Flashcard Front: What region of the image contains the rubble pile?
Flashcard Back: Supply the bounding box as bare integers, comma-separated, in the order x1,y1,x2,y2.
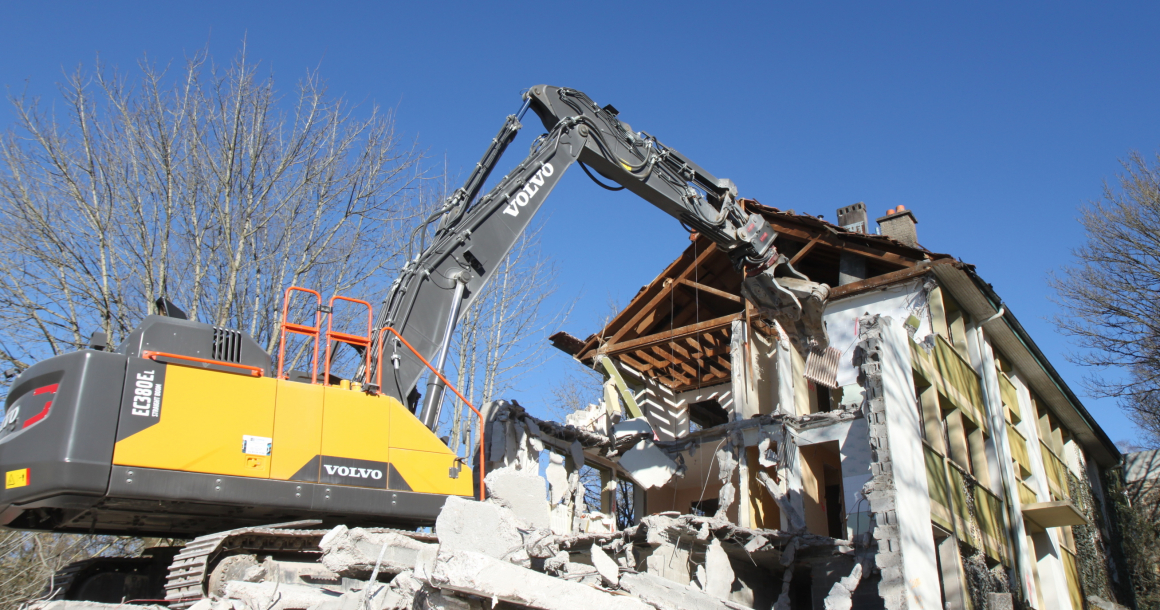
26,496,850,610
25,402,870,610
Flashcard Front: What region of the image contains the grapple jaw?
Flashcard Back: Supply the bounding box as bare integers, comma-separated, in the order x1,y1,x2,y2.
740,258,831,350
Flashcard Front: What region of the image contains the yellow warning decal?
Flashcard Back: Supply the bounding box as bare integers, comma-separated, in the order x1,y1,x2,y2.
5,468,29,489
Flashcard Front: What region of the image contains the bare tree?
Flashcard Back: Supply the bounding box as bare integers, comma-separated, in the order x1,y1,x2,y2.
0,47,426,381
0,46,429,604
1051,151,1160,448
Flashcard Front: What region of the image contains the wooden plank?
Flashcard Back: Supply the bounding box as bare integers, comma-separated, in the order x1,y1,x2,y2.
601,314,741,355
575,239,707,359
678,278,742,303
649,345,700,381
606,244,720,345
828,264,944,300
770,223,917,268
788,236,821,266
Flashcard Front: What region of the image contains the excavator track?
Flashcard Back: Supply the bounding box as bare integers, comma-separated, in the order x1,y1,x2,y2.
163,525,436,609
45,548,178,603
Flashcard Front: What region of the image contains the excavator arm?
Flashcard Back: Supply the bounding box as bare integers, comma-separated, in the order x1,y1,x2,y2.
372,85,828,429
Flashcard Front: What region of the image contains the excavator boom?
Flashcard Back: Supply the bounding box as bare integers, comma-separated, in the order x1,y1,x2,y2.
375,86,829,428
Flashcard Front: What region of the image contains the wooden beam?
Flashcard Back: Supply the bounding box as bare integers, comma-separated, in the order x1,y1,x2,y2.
788,236,822,266
827,263,948,300
633,349,691,385
771,224,917,268
678,278,742,303
601,314,741,356
649,345,701,381
606,244,720,345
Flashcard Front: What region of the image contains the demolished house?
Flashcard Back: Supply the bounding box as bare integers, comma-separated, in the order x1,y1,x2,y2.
544,201,1132,610
26,202,1135,610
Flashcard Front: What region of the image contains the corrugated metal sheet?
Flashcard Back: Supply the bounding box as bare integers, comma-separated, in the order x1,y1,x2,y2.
804,345,841,389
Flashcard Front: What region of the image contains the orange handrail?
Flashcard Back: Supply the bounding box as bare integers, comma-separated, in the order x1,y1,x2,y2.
324,295,372,386
141,350,264,377
278,287,323,383
376,326,486,498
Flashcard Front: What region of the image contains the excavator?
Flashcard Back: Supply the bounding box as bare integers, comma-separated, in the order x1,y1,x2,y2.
0,85,829,606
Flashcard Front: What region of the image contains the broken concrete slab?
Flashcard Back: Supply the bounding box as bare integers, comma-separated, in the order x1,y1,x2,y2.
223,580,340,610
562,561,602,586
319,525,435,577
619,572,735,610
704,537,735,600
436,496,527,563
26,603,169,610
415,585,486,609
618,442,678,489
484,466,551,530
428,550,652,610
613,417,653,439
589,544,620,587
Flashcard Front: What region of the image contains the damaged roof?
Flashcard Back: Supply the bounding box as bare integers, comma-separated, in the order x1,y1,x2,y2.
551,200,1121,466
550,199,948,392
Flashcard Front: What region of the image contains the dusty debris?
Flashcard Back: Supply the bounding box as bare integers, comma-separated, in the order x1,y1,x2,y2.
429,550,652,610
319,525,434,577
589,544,621,586
25,604,168,610
617,442,679,489
436,496,531,566
484,466,552,530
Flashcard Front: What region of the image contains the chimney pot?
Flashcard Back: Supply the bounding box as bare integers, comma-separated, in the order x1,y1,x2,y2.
877,208,919,248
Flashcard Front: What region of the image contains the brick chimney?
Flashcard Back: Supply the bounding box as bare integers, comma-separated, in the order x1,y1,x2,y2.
836,202,868,234
876,205,918,248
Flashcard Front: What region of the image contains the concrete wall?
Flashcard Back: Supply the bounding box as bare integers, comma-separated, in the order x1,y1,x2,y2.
878,315,943,610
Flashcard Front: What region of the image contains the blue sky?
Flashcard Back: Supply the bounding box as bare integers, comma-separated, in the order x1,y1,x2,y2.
2,2,1157,447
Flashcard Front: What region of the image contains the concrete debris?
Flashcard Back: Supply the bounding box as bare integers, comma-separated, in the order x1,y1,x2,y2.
986,592,1015,610
414,585,486,610
821,562,862,610
319,524,434,577
757,434,777,468
484,466,552,530
565,402,610,435
613,417,654,440
428,550,652,610
703,537,735,600
618,572,734,610
545,451,569,504
590,543,621,586
436,495,530,566
617,442,679,489
25,604,168,610
569,439,585,470
223,580,340,609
